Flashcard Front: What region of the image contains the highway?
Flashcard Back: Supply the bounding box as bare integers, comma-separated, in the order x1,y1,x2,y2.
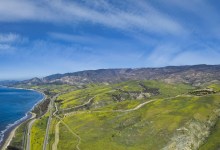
42,94,59,150
26,113,36,150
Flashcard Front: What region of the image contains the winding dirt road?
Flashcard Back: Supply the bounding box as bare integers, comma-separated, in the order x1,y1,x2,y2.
53,103,81,150
50,95,185,150
52,121,60,150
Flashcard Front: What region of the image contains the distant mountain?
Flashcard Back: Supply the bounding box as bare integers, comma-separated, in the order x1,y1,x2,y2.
0,80,20,86
2,64,220,86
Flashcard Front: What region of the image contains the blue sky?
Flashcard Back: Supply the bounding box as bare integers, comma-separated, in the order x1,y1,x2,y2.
0,0,220,80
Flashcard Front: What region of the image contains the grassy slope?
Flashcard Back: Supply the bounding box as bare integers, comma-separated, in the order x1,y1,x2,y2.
57,80,220,149
9,81,220,150
57,80,193,110
47,117,59,150
30,113,49,150
58,123,79,150
59,94,220,150
199,120,220,150
198,84,220,150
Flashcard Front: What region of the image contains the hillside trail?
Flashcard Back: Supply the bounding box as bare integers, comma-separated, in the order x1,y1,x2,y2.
64,95,183,117
53,103,81,150
52,121,60,150
52,94,187,149
61,96,96,112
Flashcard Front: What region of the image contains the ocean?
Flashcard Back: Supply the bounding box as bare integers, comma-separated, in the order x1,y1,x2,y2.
0,87,44,144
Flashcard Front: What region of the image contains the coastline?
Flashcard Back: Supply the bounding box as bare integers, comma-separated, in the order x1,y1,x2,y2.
0,113,32,150
0,87,46,149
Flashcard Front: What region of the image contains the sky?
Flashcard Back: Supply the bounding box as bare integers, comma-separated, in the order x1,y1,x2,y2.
0,0,220,80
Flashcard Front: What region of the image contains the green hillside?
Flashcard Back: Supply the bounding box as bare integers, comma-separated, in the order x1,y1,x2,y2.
8,80,220,150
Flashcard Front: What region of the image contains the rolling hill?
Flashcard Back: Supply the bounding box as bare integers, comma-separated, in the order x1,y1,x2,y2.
2,64,220,150
6,64,220,86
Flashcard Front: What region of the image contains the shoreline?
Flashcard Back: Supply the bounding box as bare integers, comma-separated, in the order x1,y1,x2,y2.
0,87,46,149
0,113,32,150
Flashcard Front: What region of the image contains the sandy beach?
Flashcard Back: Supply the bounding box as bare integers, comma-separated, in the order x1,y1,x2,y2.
0,113,32,150
0,88,46,150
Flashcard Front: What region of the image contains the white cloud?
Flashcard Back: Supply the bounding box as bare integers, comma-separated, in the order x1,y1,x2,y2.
171,49,220,65
0,33,27,54
0,0,186,35
0,0,57,22
48,32,105,44
0,33,22,43
0,43,15,54
164,0,218,21
162,0,220,36
145,43,220,67
145,44,182,66
53,0,187,35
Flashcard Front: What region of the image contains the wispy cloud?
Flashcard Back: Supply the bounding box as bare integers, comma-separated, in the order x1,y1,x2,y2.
0,43,15,54
1,0,220,79
0,33,27,54
48,32,106,45
144,44,181,67
0,0,59,22
0,33,21,43
161,0,220,37
171,49,220,65
0,0,186,36
145,43,220,67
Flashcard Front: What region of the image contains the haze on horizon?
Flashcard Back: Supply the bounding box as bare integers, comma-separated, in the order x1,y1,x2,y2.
0,0,220,80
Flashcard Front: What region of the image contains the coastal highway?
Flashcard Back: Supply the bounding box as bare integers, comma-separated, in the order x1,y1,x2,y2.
43,94,59,150
26,113,36,150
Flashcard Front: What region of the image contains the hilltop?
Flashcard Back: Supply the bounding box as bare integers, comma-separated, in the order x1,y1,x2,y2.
3,64,219,87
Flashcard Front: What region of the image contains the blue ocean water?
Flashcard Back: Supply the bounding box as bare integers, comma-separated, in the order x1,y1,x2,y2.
0,87,44,143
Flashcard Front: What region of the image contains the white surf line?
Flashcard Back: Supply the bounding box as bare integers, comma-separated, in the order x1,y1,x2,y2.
1,125,20,150
1,89,46,150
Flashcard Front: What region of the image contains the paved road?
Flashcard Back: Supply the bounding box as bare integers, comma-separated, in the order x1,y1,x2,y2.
26,113,36,150
43,94,59,150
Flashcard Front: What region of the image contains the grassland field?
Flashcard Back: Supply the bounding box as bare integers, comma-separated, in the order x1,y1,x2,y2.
8,80,220,150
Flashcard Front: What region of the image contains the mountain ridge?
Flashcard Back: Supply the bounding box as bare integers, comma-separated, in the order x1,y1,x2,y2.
2,64,218,86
